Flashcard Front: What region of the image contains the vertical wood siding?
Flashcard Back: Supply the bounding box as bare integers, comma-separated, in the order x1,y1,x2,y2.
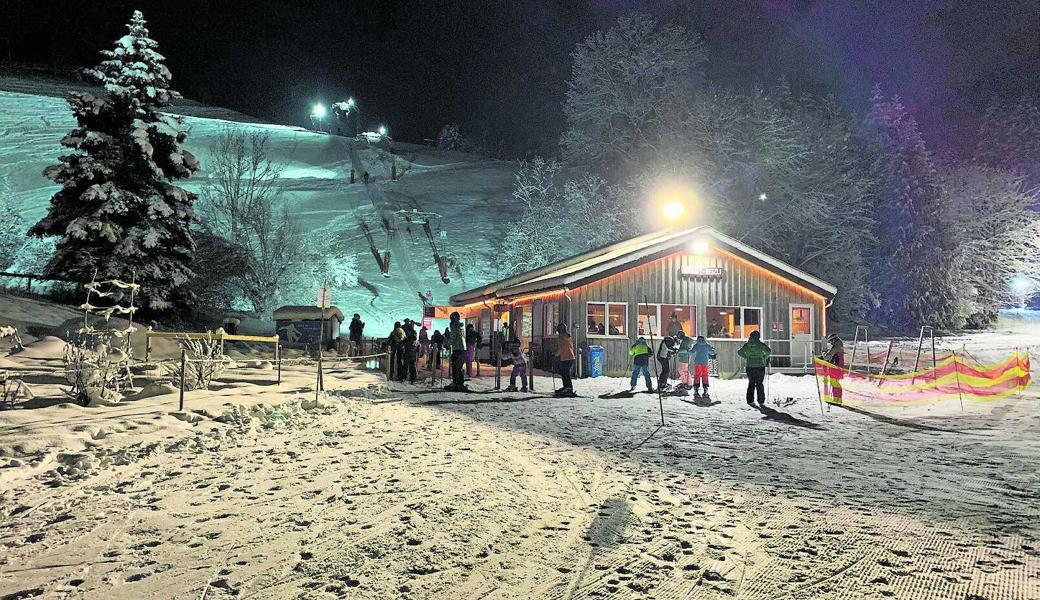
514,250,827,377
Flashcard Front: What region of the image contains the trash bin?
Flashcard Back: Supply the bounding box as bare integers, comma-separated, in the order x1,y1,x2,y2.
587,345,605,378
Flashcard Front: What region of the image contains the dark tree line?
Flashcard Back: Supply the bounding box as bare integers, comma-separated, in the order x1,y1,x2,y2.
503,15,1039,331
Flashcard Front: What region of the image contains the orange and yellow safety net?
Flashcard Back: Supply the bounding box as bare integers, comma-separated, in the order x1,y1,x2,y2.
813,351,1031,406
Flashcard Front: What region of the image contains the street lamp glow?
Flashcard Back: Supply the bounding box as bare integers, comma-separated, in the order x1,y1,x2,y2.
378,125,388,136
759,193,768,201
662,200,685,221
311,103,327,119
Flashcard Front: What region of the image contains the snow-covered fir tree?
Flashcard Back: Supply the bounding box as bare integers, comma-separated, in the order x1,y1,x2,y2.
864,89,963,330
975,97,1040,190
29,10,199,310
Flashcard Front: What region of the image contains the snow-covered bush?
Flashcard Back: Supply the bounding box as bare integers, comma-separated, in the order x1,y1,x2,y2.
29,11,199,311
174,335,229,391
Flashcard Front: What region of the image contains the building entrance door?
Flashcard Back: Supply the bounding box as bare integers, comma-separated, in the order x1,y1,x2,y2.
789,304,814,368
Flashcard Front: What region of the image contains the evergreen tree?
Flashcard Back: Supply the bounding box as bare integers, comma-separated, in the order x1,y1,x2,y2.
864,89,963,330
975,97,1040,190
29,10,199,310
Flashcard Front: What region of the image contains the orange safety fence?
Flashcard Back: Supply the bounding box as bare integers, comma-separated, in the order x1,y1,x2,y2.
814,351,1031,407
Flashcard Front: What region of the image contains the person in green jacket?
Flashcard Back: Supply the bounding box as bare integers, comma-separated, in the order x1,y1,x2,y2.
628,337,653,392
737,330,772,406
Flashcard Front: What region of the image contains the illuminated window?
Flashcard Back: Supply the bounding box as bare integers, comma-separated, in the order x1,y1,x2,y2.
662,305,695,337
791,307,812,335
587,302,627,337
637,304,660,337
707,306,762,338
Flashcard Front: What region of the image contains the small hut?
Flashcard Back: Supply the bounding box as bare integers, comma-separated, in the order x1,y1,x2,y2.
273,306,344,349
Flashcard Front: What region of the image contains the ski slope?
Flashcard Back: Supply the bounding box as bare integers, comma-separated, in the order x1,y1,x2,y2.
0,85,517,331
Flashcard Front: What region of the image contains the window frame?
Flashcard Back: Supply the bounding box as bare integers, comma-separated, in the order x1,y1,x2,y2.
705,305,764,340
586,301,629,338
661,304,696,338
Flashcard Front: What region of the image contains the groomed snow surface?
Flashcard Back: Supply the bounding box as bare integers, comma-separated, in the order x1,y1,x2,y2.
0,326,1037,599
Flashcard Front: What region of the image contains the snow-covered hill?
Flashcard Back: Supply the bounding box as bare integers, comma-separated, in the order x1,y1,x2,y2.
0,85,517,331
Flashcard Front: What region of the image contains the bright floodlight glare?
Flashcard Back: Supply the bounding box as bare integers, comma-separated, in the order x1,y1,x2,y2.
1012,276,1032,292
691,239,710,254
311,103,327,119
662,200,685,221
378,125,388,136
759,193,768,201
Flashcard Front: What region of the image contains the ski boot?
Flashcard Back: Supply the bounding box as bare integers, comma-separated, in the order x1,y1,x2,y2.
504,385,519,392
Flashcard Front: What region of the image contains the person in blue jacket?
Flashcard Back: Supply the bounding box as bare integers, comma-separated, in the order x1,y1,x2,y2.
690,335,717,398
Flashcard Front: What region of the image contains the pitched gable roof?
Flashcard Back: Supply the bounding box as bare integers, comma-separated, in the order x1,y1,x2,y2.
450,226,837,305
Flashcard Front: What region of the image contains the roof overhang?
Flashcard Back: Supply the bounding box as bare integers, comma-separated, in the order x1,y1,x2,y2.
450,226,837,306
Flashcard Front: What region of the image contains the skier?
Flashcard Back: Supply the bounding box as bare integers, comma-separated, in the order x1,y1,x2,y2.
403,326,419,384
396,321,411,381
386,321,403,380
363,171,370,184
821,333,845,404
737,330,772,406
690,335,717,398
674,331,694,391
418,326,430,360
628,337,654,392
348,313,365,356
428,328,444,371
656,336,677,392
553,323,576,397
504,340,529,392
464,323,481,378
445,312,468,391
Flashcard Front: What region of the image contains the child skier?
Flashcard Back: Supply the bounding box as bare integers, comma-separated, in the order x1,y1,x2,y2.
737,331,772,406
821,333,845,403
674,331,694,390
690,335,717,398
504,340,529,392
628,337,654,392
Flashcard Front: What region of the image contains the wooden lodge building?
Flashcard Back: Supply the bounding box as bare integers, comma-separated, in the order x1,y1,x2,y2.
448,226,837,378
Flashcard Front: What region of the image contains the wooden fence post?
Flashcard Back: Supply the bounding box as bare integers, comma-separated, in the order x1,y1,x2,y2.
179,349,186,411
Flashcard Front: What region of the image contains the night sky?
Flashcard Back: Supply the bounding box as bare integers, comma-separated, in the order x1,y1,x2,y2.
3,0,1038,157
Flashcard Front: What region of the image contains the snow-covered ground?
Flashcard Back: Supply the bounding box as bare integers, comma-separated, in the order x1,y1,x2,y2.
0,84,516,330
0,327,1037,599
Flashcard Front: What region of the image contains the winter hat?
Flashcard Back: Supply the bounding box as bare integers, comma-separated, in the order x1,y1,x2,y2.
353,313,360,319
696,335,706,342
663,337,676,349
637,337,646,344
828,333,842,344
749,330,761,341
450,311,461,322
556,323,570,335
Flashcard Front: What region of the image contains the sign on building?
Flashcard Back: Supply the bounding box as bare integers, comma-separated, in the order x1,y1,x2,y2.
679,266,725,279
